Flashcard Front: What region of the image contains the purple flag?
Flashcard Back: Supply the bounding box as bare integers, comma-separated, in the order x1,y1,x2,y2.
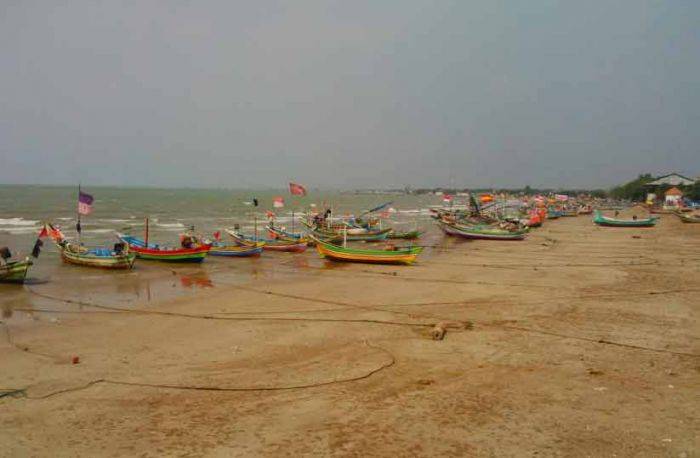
78,191,94,215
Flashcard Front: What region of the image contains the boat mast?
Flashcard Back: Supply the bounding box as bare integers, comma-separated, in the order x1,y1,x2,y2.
77,184,81,247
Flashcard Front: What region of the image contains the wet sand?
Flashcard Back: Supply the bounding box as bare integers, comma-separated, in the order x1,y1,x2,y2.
1,216,698,457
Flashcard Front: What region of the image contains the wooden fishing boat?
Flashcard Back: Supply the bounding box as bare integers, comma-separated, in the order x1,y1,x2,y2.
438,221,528,240
0,258,33,283
209,242,264,257
42,224,136,269
592,211,658,227
546,209,562,219
676,212,700,224
311,236,422,265
303,223,392,242
387,229,423,240
561,209,578,217
266,225,316,247
57,241,137,269
117,234,210,262
225,229,307,253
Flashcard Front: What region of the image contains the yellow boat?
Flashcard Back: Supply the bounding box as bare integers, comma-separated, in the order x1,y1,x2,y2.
311,236,422,265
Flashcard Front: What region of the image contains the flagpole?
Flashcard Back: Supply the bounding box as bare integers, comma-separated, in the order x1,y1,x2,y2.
77,183,81,247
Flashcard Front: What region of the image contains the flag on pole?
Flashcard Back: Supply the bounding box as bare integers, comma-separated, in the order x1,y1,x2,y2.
273,196,285,208
78,190,94,215
555,194,569,202
443,194,453,204
289,182,307,196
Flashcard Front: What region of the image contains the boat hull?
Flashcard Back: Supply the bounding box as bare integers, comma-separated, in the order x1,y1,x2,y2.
209,245,263,257
131,248,209,262
677,213,700,223
593,212,658,227
439,222,527,240
388,230,423,240
61,249,136,269
263,243,308,253
118,234,210,262
313,237,422,265
0,259,33,283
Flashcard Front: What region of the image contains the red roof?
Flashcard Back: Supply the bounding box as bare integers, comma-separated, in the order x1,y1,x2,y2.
665,187,683,196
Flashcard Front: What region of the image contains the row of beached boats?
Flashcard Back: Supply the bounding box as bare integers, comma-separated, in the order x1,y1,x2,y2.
2,201,697,284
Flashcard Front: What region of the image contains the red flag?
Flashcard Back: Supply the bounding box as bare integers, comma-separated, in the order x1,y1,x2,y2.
289,182,307,196
266,210,275,218
273,196,285,208
213,231,221,241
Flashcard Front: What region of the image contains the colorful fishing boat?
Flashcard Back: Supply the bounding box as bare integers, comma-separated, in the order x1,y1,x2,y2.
43,223,136,269
225,229,307,253
303,222,392,242
117,234,210,262
209,242,264,257
438,221,528,240
592,211,658,227
0,257,33,283
311,236,422,265
546,209,562,219
58,241,137,269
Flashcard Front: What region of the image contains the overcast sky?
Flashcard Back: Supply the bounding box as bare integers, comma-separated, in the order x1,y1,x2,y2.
1,1,698,189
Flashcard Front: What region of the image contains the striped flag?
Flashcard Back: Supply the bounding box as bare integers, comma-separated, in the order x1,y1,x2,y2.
273,196,285,208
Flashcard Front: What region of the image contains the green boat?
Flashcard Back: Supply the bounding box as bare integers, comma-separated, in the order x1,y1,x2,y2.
593,211,658,227
312,236,423,265
438,221,528,240
387,229,424,240
303,222,392,242
0,258,33,283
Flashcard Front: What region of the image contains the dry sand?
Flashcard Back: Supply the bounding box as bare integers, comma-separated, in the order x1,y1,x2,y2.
1,216,698,457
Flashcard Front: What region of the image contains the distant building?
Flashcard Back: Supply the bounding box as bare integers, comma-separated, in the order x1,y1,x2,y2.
644,173,695,206
646,173,695,187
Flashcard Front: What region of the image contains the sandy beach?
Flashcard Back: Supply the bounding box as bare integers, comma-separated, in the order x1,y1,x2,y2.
1,215,698,457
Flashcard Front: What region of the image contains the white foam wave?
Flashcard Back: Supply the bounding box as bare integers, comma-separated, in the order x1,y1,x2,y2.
156,223,185,229
0,218,39,227
2,227,41,234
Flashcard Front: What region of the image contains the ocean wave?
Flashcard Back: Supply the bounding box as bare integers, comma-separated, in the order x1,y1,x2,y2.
84,229,114,234
156,222,185,228
1,227,41,234
101,218,133,223
0,218,40,227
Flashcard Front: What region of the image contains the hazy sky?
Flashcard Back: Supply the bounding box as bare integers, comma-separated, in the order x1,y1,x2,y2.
1,1,698,189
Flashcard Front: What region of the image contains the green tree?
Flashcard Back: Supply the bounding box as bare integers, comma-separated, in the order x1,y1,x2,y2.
609,173,655,201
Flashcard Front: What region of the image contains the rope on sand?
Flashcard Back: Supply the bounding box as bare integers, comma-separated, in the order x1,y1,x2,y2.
4,341,396,400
